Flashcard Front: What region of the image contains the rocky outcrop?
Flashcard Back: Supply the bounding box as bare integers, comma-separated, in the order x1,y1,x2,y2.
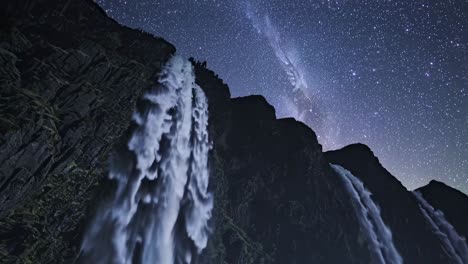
0,0,174,262
195,90,370,263
417,180,468,241
325,144,453,263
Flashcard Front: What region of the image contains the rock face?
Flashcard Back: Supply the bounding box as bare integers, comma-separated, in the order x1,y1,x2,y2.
0,0,174,262
0,0,467,263
325,145,466,264
417,180,468,242
197,93,369,263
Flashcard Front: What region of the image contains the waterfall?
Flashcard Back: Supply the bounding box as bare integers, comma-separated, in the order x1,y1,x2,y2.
414,191,468,264
330,164,403,264
77,55,213,264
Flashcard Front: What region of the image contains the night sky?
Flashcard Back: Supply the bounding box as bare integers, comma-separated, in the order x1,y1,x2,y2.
97,0,468,193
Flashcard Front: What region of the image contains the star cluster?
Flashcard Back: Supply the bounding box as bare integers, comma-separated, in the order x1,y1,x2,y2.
97,0,468,193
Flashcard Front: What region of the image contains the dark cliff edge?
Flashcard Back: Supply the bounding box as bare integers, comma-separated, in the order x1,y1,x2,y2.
0,0,174,262
193,62,368,263
417,180,468,241
325,144,462,263
1,0,467,263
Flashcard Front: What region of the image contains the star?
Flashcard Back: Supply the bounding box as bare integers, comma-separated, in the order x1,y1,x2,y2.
96,0,468,194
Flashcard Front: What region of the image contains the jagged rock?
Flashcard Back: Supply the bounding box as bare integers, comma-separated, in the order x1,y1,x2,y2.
197,90,369,263
417,180,468,241
0,0,174,262
325,144,453,263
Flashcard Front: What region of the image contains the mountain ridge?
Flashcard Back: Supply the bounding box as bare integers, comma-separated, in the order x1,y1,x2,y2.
417,179,468,242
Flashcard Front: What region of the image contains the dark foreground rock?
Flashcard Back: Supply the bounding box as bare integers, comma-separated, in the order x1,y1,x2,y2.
0,0,174,262
0,0,467,263
325,144,455,263
417,180,468,241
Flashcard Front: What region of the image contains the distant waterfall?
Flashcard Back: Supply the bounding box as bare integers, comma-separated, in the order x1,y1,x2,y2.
414,191,468,264
331,164,403,264
77,55,213,264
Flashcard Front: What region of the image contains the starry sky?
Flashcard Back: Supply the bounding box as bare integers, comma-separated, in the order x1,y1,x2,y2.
97,0,468,193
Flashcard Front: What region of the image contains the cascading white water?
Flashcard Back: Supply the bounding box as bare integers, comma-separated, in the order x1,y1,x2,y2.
77,55,213,264
414,191,468,264
330,164,403,264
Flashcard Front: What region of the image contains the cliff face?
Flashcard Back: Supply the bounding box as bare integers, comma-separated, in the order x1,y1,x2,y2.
1,0,467,263
325,145,453,263
193,85,370,263
417,180,468,241
0,0,174,262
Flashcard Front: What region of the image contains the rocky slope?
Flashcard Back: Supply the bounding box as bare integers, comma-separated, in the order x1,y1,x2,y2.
0,0,174,262
0,0,467,263
417,180,468,241
325,144,456,263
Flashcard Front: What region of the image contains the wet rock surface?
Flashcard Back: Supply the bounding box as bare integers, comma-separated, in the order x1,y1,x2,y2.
417,180,468,241
325,144,455,264
0,0,174,262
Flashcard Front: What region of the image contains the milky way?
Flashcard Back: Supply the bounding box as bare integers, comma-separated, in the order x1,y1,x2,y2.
245,2,334,147
96,0,468,193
